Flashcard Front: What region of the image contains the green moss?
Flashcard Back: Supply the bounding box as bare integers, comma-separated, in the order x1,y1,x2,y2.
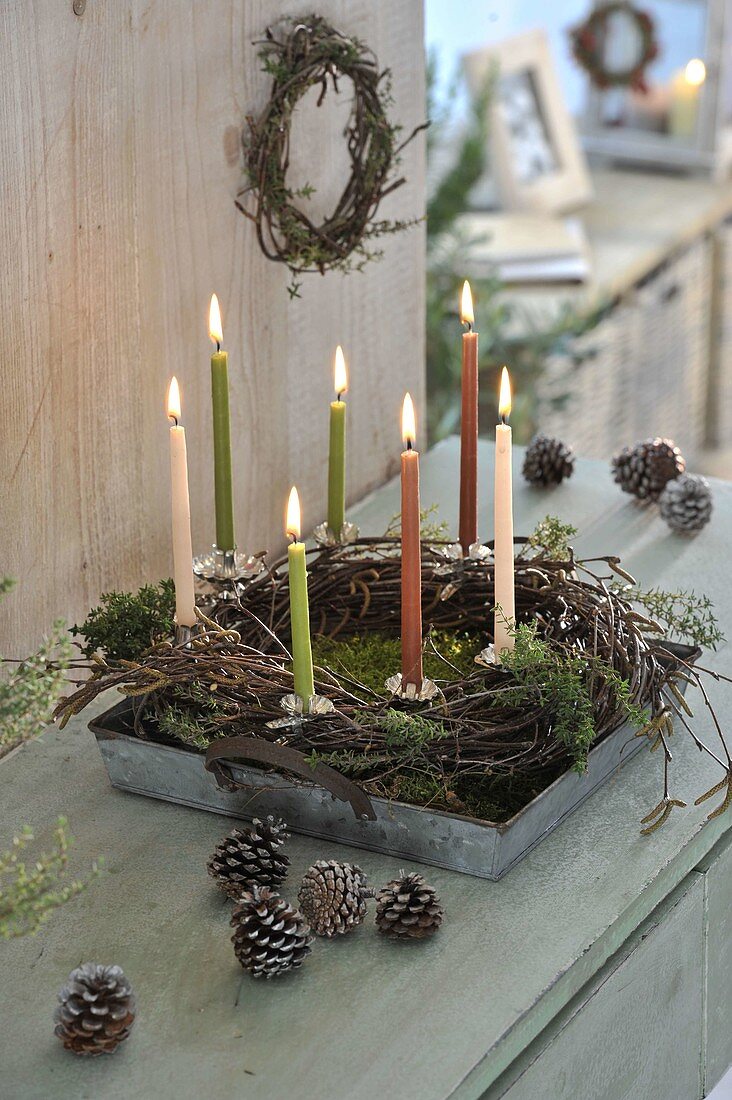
451,769,565,823
311,628,479,697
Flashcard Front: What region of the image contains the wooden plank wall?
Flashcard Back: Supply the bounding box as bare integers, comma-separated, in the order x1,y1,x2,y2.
0,0,425,653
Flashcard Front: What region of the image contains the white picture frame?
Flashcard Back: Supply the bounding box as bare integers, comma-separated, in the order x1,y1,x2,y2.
463,28,593,215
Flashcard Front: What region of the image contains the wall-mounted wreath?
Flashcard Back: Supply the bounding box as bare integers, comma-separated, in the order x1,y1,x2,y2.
236,15,427,297
570,1,659,93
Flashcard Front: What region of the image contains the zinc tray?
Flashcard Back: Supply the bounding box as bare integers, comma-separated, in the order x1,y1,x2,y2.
89,640,696,881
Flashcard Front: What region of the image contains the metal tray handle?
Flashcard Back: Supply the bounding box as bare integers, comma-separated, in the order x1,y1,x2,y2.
204,736,377,821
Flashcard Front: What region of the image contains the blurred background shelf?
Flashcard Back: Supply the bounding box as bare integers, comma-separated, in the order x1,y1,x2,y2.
430,160,732,470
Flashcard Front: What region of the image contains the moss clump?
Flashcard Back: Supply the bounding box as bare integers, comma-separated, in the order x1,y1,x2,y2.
311,629,479,697
451,770,566,823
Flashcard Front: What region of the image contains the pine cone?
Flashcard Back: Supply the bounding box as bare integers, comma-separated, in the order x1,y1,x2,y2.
298,860,373,937
231,886,312,978
659,473,713,533
612,438,685,501
375,872,443,941
207,817,290,899
54,963,135,1056
522,435,575,487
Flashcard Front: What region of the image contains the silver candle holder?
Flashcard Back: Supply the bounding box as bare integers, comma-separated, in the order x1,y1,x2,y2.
193,545,265,582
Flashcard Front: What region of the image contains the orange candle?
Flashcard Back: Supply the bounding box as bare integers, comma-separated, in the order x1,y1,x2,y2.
459,280,479,553
400,393,423,689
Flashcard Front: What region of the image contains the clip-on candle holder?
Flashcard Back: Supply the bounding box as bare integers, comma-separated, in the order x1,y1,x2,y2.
193,545,265,584
174,621,204,648
266,692,336,731
384,673,440,702
313,521,360,548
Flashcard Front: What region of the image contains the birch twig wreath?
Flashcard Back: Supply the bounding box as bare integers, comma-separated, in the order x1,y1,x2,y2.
236,14,428,297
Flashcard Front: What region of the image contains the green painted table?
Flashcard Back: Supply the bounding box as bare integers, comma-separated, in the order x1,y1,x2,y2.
2,439,731,1100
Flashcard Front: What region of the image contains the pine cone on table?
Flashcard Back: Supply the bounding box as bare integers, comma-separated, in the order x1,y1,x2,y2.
375,872,443,941
298,859,373,938
522,435,575,487
659,473,713,533
611,438,685,501
231,886,312,978
54,963,135,1056
207,816,290,899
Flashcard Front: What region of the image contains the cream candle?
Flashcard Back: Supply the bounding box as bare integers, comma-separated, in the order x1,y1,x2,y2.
327,345,348,536
167,377,196,628
400,393,423,689
286,486,315,704
669,59,705,139
493,367,515,657
459,280,479,553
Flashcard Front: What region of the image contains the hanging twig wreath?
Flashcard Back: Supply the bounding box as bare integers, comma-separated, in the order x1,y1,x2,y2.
570,2,659,92
235,15,428,297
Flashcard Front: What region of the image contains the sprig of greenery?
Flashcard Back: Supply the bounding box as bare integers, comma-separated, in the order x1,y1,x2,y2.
426,54,493,240
154,684,229,750
374,708,450,753
495,622,647,772
305,748,379,776
384,502,450,542
617,586,724,650
72,579,175,662
527,516,578,559
1,579,72,751
307,710,448,776
0,818,99,940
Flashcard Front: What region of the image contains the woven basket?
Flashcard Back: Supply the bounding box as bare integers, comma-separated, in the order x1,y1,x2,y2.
535,238,712,460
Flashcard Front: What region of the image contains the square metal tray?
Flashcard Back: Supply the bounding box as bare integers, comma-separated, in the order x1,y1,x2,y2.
89,640,696,880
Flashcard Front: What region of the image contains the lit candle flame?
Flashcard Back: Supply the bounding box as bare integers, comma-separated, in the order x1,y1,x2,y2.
402,392,416,449
498,367,512,421
334,345,348,397
208,293,223,346
460,280,474,326
286,486,301,541
685,58,706,86
167,376,181,421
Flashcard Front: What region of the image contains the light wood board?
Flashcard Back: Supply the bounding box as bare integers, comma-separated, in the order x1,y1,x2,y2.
0,0,426,653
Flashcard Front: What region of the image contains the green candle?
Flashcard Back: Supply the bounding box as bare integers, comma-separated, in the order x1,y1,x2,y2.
209,294,235,552
286,486,315,703
327,345,348,536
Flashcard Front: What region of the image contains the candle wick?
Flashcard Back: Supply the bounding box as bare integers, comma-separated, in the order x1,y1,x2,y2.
169,415,179,427
500,414,507,426
216,341,221,353
406,439,413,451
337,391,343,402
463,320,473,334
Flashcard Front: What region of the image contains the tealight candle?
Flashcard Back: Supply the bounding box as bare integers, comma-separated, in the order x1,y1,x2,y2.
494,367,515,656
286,487,315,704
166,377,196,628
400,393,423,689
